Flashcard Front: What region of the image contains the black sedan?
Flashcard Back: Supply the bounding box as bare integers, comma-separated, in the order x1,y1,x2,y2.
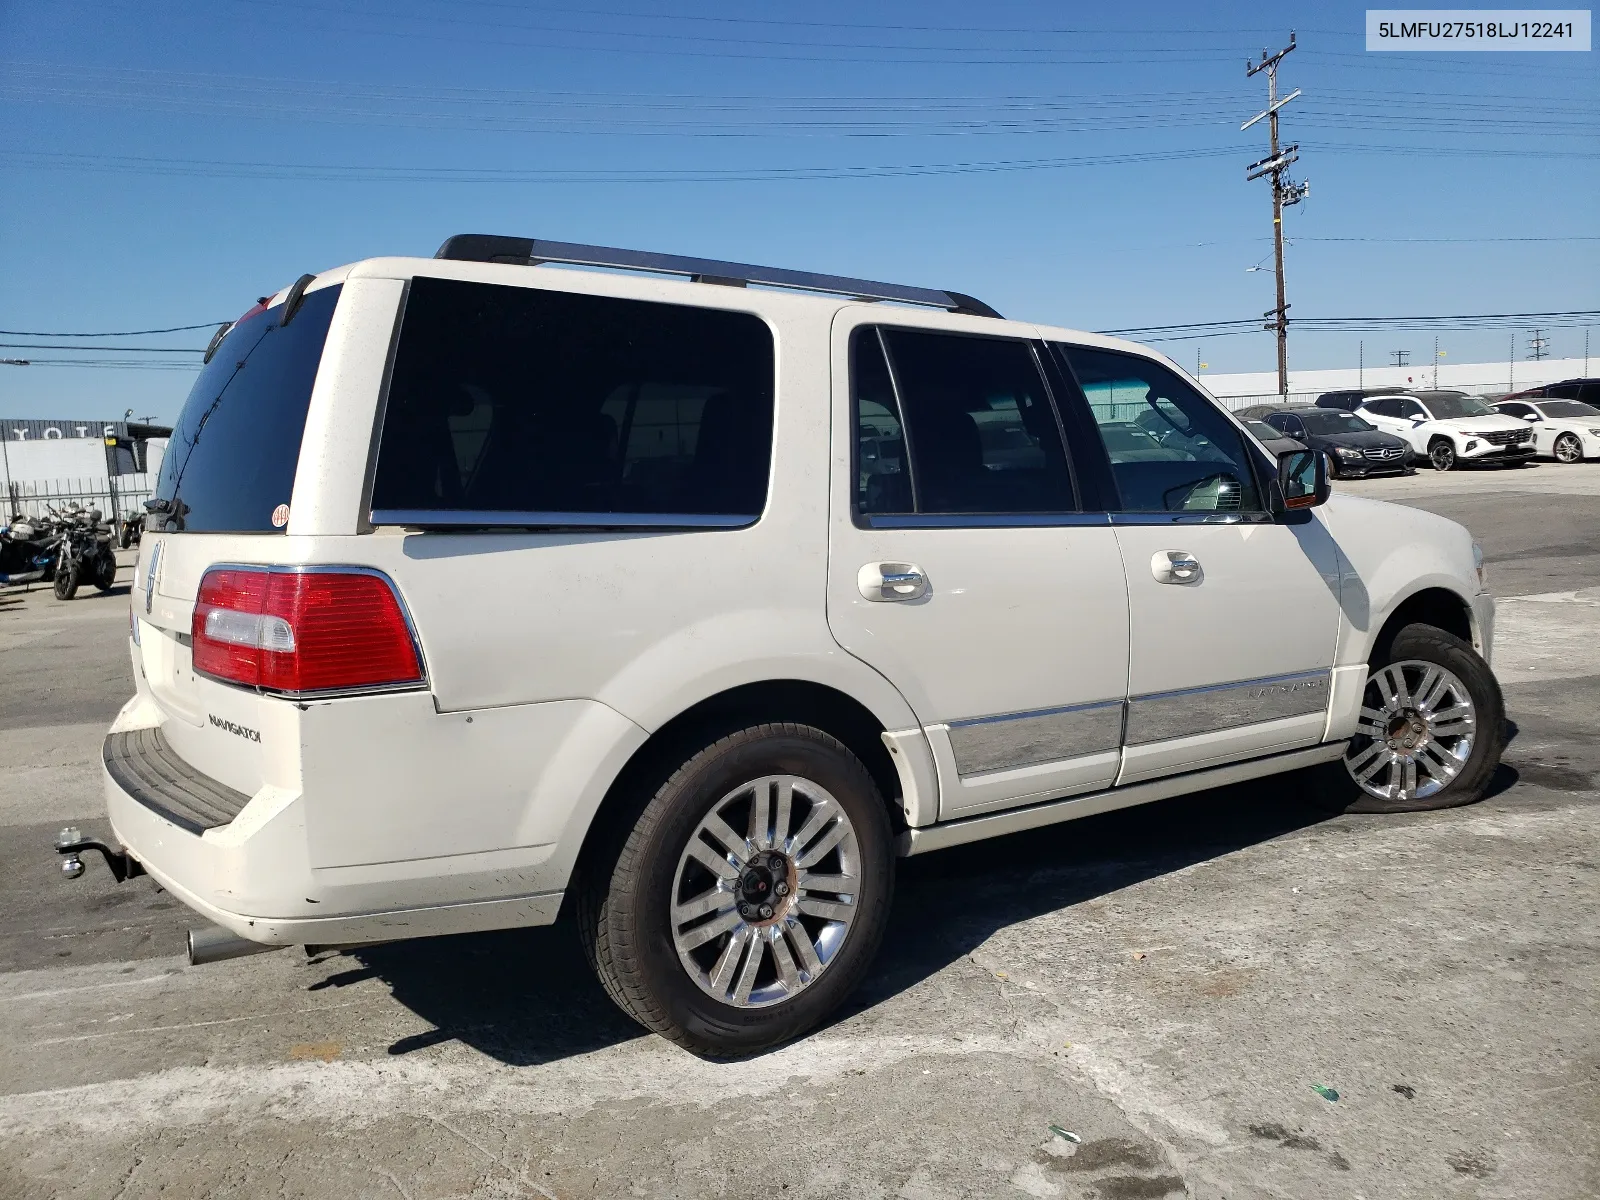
1257,407,1415,478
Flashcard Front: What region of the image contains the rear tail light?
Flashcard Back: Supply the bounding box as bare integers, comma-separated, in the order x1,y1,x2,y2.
192,567,424,695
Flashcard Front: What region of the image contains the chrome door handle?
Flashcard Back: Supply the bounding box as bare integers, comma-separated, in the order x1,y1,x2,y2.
858,562,928,602
1151,550,1202,585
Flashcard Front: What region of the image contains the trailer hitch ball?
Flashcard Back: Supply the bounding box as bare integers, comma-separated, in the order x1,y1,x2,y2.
61,854,85,879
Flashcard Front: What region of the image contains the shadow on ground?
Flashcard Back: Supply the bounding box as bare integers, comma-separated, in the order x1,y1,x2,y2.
327,767,1527,1066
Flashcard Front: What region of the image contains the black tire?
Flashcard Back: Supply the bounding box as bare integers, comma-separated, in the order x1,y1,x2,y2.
93,553,117,591
118,525,133,549
578,723,894,1057
1428,438,1457,472
1306,623,1505,815
53,563,79,600
1553,433,1583,464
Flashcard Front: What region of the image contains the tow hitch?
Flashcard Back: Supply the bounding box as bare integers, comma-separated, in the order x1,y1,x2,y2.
55,826,145,882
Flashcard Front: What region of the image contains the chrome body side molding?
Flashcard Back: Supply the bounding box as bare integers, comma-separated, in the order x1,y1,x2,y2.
897,742,1347,856
945,698,1124,776
1125,670,1331,746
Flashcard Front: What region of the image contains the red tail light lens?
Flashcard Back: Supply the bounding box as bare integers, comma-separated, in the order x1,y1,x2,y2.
192,567,424,695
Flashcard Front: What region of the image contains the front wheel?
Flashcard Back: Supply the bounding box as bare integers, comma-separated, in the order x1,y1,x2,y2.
1554,433,1583,464
1429,438,1457,472
579,724,894,1057
53,563,79,600
1309,623,1505,814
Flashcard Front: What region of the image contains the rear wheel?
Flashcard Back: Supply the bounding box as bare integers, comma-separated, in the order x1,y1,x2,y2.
93,552,117,591
1554,433,1583,464
1428,438,1457,471
1308,623,1504,814
579,724,894,1057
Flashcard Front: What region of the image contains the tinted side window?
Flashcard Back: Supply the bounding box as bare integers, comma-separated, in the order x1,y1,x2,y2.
1397,399,1423,418
876,329,1073,514
372,277,775,518
852,330,912,516
152,285,341,533
1059,345,1263,514
1498,403,1531,419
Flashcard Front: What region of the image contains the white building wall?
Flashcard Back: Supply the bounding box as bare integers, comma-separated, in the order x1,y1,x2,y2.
1199,356,1590,401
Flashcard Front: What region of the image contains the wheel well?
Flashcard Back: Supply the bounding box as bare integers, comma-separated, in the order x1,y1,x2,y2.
572,681,901,885
1373,587,1473,660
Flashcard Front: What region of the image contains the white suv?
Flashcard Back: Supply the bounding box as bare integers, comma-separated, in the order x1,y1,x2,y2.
1356,391,1535,471
71,237,1506,1054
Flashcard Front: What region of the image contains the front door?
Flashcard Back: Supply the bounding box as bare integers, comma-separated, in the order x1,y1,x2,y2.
1054,343,1343,785
827,314,1130,820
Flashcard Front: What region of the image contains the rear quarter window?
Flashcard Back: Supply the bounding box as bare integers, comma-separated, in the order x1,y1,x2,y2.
151,285,342,533
370,277,775,522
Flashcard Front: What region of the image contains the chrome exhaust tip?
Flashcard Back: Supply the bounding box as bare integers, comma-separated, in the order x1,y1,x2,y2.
187,925,283,966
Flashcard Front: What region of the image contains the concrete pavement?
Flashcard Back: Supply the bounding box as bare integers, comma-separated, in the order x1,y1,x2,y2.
1,465,1597,1199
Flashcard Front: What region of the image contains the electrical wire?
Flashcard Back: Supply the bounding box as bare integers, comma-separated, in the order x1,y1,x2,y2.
0,323,224,337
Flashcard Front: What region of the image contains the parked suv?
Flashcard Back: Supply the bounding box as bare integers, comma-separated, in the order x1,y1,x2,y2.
1357,392,1534,471
72,237,1505,1055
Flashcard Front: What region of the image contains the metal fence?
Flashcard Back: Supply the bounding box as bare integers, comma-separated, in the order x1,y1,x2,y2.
5,476,154,523
1212,383,1522,412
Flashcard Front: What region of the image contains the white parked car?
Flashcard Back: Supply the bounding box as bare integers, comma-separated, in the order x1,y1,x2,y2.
1356,391,1535,471
62,238,1506,1055
1490,397,1600,463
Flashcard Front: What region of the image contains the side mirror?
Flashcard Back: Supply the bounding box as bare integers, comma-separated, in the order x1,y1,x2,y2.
1275,448,1330,514
1523,413,1539,422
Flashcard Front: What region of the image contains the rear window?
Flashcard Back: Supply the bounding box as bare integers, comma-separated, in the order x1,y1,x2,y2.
370,277,775,523
150,285,341,533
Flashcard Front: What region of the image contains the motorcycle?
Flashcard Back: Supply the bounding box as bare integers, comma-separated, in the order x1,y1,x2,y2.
0,514,61,587
117,510,144,549
50,507,118,600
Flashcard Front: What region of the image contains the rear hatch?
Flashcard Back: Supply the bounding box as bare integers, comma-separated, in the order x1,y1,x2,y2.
133,283,343,801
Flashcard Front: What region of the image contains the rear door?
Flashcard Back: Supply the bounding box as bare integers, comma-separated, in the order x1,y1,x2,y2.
826,312,1129,820
1052,343,1342,785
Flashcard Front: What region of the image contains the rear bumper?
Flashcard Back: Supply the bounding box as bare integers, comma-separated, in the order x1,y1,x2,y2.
99,688,645,946
104,754,563,946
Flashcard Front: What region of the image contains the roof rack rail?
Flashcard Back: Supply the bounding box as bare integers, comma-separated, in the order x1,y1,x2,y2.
434,234,1002,320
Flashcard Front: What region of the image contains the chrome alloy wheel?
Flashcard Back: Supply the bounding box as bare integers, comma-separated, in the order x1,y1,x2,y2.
671,775,861,1009
1344,660,1477,801
1554,433,1583,464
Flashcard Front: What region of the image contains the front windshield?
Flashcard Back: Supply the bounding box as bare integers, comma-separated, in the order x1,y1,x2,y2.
1299,411,1375,435
1539,400,1600,419
1426,395,1494,419
1244,420,1281,441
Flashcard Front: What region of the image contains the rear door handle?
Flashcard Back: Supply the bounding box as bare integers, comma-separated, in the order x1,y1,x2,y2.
858,562,928,602
1151,550,1202,585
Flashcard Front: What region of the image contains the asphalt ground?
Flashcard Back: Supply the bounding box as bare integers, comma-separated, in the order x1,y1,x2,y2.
1,462,1597,1200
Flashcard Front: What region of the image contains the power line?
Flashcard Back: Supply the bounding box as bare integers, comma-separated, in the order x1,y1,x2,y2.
0,323,224,337
0,342,204,353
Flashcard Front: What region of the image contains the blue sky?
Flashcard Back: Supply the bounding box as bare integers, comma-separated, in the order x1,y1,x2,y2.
1,0,1595,423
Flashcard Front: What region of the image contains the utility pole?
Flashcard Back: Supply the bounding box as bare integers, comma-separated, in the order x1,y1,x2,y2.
1244,32,1308,398
1391,349,1410,367
1528,329,1549,361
